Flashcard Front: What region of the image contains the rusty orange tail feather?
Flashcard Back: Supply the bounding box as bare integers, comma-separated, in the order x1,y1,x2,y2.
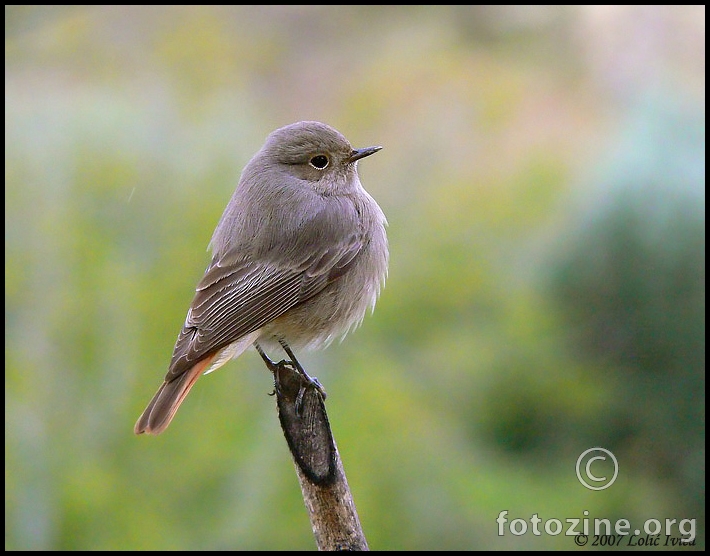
134,355,216,435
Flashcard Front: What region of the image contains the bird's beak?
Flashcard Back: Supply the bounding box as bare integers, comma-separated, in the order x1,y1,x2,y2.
348,146,382,163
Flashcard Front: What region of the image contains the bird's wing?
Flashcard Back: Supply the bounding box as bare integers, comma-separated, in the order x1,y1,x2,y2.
164,216,363,382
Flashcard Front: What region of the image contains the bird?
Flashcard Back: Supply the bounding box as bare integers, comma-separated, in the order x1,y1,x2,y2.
134,121,388,435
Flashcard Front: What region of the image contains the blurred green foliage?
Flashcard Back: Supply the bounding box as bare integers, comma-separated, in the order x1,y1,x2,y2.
5,5,704,550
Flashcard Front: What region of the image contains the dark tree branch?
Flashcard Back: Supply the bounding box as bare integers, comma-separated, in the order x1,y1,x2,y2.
273,363,369,551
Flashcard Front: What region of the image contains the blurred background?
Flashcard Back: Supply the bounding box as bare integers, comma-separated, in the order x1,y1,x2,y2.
5,6,704,550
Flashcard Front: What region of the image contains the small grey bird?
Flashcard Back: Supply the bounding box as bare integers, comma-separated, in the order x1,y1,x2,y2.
135,121,388,434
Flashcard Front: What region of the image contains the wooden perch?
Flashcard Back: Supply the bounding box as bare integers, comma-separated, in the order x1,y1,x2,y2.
272,362,369,551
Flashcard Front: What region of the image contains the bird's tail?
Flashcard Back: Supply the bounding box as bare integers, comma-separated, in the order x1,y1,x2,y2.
134,354,215,435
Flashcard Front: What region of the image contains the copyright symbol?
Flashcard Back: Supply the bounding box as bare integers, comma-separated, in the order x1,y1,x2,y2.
576,447,618,491
575,535,588,546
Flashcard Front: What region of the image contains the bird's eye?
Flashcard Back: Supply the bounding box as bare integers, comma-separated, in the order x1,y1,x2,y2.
309,155,329,170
